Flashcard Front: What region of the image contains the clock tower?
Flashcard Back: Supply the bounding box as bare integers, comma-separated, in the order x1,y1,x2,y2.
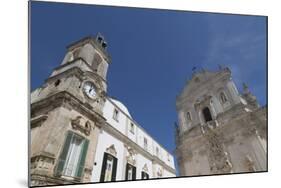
30,34,111,186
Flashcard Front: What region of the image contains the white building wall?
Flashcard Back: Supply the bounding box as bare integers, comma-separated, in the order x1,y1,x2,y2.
97,98,176,179
102,100,127,135
127,120,138,143
135,154,153,179
163,168,176,178
91,130,125,182
137,129,153,154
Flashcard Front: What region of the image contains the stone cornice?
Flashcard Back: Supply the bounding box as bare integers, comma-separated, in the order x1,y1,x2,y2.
66,36,111,63
176,108,266,152
31,91,106,126
176,71,231,110
106,97,173,158
30,115,48,128
102,121,176,174
48,59,107,85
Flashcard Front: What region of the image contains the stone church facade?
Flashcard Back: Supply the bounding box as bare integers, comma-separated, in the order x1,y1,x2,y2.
30,35,175,187
175,67,267,176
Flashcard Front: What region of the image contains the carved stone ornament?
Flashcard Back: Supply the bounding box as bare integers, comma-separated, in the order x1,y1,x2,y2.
106,144,117,157
157,168,163,177
142,164,148,172
30,152,55,172
126,147,136,165
31,115,48,129
71,116,92,136
83,167,93,182
206,130,232,173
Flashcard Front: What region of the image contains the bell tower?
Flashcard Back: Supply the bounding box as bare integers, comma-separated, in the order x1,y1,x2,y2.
32,34,111,115
30,34,111,186
175,67,267,177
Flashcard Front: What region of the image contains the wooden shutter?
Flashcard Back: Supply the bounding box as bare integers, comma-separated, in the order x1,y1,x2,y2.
100,153,108,182
125,163,129,180
55,131,73,176
76,139,89,178
111,157,118,181
132,166,136,180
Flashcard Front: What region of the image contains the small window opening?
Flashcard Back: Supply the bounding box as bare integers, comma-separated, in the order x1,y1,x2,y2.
220,92,228,104
102,42,107,49
113,108,119,122
130,123,135,134
54,79,61,87
202,107,212,122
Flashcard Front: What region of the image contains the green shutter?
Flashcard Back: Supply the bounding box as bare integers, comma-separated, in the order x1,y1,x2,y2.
76,139,89,178
125,163,129,180
55,131,73,176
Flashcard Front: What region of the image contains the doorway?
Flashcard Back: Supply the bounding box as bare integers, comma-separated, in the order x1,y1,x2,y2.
202,107,212,122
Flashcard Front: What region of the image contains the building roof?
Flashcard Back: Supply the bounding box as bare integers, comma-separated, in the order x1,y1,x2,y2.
109,98,132,118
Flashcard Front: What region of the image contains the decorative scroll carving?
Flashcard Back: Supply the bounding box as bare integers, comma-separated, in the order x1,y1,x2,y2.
71,116,92,136
142,164,148,172
126,146,136,165
200,120,219,134
31,115,48,129
205,129,232,173
157,168,163,177
31,152,55,172
83,167,93,182
106,144,117,157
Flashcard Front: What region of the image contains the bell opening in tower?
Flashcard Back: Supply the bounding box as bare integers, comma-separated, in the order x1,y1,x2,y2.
202,107,212,123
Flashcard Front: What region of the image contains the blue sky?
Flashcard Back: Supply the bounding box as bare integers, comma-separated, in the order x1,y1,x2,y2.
31,1,267,164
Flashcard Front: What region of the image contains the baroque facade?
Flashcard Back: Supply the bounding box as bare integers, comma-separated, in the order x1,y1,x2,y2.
30,35,176,186
175,67,267,176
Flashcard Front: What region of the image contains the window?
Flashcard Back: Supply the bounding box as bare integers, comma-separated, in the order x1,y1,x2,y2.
143,137,148,150
100,153,118,182
56,131,89,178
73,47,81,59
167,152,170,162
202,107,212,122
186,112,191,121
141,171,149,179
104,155,113,181
130,123,135,134
68,52,74,62
113,108,119,122
92,53,102,71
220,92,228,104
156,147,159,157
54,79,61,87
125,163,136,180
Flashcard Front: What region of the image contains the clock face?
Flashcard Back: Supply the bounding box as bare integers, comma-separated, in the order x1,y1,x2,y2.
83,82,96,98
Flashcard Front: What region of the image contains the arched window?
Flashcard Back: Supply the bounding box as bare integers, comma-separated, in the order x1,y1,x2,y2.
92,53,102,72
186,112,192,121
73,47,81,59
68,52,74,62
220,92,228,104
202,107,212,122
